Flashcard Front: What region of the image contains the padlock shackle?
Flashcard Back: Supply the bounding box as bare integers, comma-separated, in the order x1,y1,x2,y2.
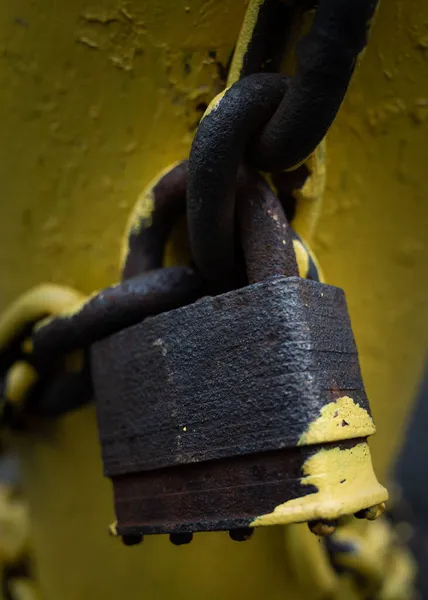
121,158,299,289
237,169,299,284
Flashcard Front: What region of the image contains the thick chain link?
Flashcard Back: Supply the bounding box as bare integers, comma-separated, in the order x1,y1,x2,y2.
0,0,375,422
187,0,379,283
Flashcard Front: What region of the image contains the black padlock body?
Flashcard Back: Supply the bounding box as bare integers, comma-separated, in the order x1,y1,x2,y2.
92,275,371,536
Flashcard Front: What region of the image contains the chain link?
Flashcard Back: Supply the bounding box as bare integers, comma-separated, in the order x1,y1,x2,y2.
0,0,373,422
187,0,379,283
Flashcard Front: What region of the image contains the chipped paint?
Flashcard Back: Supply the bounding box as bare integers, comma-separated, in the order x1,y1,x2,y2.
209,0,326,245
298,396,376,446
1,0,427,598
119,162,181,270
226,0,264,85
201,88,228,117
75,6,146,72
252,441,388,527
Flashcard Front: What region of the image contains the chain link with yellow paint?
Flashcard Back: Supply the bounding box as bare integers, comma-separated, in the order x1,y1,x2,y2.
0,0,418,598
0,0,355,420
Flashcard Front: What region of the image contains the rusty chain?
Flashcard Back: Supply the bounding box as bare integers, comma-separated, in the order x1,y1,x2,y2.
187,0,379,282
0,0,377,421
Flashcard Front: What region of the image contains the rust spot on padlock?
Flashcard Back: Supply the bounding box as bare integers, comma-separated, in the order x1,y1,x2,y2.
91,167,387,543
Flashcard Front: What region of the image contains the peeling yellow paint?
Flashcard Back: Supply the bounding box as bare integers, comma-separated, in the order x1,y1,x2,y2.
215,0,325,244
130,187,155,230
298,396,376,446
202,88,228,118
119,161,181,271
227,0,264,85
252,441,388,527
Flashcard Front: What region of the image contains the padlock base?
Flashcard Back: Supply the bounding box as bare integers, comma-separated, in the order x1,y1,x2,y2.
111,437,388,537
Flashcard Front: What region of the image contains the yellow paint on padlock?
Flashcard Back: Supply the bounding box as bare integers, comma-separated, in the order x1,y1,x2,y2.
298,396,376,446
252,442,388,527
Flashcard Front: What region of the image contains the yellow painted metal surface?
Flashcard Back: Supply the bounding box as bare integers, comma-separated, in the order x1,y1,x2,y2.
252,441,387,528
0,0,427,599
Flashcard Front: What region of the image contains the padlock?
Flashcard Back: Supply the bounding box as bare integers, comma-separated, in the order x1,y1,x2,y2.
91,171,387,546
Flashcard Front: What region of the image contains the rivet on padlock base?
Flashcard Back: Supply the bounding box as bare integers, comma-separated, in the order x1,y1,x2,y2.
93,170,387,546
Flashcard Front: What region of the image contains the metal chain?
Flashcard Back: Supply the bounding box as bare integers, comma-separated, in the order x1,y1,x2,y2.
0,0,369,422
0,165,201,422
187,0,379,283
0,178,319,424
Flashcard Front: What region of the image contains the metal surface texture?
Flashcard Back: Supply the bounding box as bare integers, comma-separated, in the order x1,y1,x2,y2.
93,276,368,475
92,173,386,540
0,161,199,420
111,441,357,538
188,74,289,282
246,0,379,172
33,161,194,360
236,170,298,283
187,0,379,282
0,0,427,599
227,0,301,81
32,267,202,358
122,161,188,279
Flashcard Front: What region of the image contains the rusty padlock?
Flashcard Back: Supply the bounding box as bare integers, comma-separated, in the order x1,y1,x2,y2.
91,170,387,546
